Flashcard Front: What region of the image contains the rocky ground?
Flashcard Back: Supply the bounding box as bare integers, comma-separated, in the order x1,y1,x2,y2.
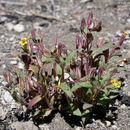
0,0,130,129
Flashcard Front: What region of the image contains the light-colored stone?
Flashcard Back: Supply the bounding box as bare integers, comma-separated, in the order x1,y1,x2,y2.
120,104,126,109
3,91,13,103
39,124,50,130
17,62,24,70
111,125,117,129
0,107,7,120
13,24,25,32
11,122,38,130
75,126,82,130
10,60,17,65
6,23,14,31
105,121,111,127
128,91,130,97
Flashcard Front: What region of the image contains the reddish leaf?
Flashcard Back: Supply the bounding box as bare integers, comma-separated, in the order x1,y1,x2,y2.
28,95,42,109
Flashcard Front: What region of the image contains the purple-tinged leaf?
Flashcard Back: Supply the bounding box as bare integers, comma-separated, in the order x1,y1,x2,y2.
3,72,12,85
31,29,36,39
80,18,86,34
96,37,103,48
117,32,127,47
28,95,42,109
90,68,95,78
87,12,93,28
103,49,109,63
92,21,102,32
27,41,33,55
76,35,83,50
38,28,42,38
36,55,42,67
98,67,103,79
111,68,118,76
54,36,57,49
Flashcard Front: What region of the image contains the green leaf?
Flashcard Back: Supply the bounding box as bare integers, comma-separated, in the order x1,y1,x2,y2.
73,108,82,116
99,61,107,68
29,65,38,76
14,67,25,80
71,81,92,92
42,109,52,118
60,83,73,98
84,26,88,34
83,104,93,110
41,55,46,62
117,67,125,72
92,44,114,56
28,95,43,109
56,64,62,75
65,50,76,66
86,88,92,95
109,56,119,61
34,109,40,116
109,95,117,99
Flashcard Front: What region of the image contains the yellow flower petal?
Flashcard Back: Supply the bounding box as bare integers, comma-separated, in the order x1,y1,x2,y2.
18,83,20,87
123,32,128,36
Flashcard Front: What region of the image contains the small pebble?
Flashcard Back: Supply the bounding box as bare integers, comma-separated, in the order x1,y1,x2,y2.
120,104,126,109
6,23,14,31
3,91,13,103
111,125,117,129
105,121,111,127
10,60,17,65
17,62,24,70
13,24,25,33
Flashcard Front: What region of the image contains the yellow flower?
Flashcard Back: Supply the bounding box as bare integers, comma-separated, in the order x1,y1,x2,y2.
19,37,27,46
27,35,32,39
111,79,121,88
123,32,128,36
56,80,61,89
111,79,116,84
18,83,20,87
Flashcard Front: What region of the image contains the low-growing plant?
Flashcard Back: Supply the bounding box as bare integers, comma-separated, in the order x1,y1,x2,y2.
4,12,128,125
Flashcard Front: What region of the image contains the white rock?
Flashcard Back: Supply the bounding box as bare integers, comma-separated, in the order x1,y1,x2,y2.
13,24,25,32
17,62,24,70
111,125,117,129
0,107,7,120
105,121,111,127
120,104,126,109
10,60,17,65
75,126,82,130
39,124,50,130
3,91,13,103
6,23,14,31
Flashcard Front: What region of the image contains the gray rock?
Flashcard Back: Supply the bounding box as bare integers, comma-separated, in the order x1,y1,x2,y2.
126,51,130,64
3,91,13,103
13,24,25,33
11,122,38,130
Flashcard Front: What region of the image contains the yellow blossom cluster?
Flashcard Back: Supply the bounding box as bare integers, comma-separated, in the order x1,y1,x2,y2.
19,37,28,46
111,79,121,88
18,36,32,46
